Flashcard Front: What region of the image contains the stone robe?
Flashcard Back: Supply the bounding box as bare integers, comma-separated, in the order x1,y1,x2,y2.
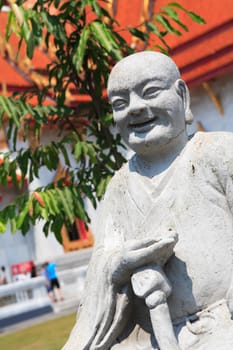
63,131,233,350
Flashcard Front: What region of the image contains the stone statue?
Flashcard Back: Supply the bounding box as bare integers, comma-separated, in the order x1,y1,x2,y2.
63,51,233,350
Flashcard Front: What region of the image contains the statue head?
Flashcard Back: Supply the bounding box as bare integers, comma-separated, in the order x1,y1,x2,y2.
107,51,193,157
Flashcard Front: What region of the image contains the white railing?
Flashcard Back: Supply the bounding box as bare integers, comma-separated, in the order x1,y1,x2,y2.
0,276,52,326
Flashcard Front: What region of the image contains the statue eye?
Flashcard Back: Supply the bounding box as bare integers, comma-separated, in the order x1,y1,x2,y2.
111,98,127,109
143,86,160,98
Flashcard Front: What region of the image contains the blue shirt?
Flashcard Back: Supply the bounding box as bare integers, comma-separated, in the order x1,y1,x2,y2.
46,263,57,280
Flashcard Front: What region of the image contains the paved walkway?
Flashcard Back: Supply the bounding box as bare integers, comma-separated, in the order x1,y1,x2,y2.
0,248,91,336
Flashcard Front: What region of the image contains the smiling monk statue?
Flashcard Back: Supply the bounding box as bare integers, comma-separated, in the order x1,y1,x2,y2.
63,51,233,350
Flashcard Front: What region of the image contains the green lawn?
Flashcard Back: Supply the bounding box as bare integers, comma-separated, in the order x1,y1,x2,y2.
0,313,76,350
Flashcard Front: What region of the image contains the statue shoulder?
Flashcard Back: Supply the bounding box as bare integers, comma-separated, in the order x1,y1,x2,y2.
190,131,233,161
102,162,129,199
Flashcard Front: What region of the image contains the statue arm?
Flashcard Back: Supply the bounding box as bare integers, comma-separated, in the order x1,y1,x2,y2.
223,135,233,313
62,245,128,350
212,132,233,314
211,132,233,213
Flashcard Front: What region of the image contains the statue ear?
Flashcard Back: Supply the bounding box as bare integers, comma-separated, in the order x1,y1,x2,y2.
175,79,193,125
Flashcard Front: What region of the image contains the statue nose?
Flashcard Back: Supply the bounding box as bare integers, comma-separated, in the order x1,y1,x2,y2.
128,95,146,116
129,106,145,115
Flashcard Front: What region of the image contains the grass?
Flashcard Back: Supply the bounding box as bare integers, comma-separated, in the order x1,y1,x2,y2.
0,312,76,350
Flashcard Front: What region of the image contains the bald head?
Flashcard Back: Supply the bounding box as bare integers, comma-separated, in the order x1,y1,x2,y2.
106,51,193,158
107,51,180,96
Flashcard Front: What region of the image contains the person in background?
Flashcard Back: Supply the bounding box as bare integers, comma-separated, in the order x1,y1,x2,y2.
41,262,53,301
0,266,7,285
45,261,63,302
30,263,37,278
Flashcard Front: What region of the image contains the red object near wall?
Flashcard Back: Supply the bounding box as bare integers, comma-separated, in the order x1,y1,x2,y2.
77,220,88,240
11,261,34,276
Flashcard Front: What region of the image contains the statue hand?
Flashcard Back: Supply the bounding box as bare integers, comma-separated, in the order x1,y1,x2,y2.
131,265,171,306
111,231,178,284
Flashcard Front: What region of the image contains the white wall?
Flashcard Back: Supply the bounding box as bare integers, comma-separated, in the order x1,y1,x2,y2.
187,72,233,135
0,188,35,281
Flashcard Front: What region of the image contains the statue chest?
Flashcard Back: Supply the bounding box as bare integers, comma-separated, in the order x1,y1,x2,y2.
124,159,233,318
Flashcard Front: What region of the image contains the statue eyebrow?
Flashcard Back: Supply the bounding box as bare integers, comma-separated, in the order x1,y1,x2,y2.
140,77,167,87
108,88,129,98
108,76,167,98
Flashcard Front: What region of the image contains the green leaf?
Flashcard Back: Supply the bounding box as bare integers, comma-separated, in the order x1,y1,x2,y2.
57,188,74,224
90,21,123,61
73,27,90,74
40,207,49,221
167,2,186,10
7,205,16,220
162,6,179,20
51,216,63,244
21,217,30,235
0,220,7,233
128,28,149,41
21,19,31,41
43,221,50,237
155,15,181,36
0,96,20,126
171,18,188,32
27,31,35,59
16,201,30,230
81,184,97,208
168,3,205,24
96,175,111,198
161,7,189,31
187,11,206,24
46,190,60,215
145,22,159,36
5,11,15,41
91,0,103,18
10,218,17,233
17,151,29,176
86,143,96,162
59,144,71,167
74,142,83,160
150,45,169,55
101,113,113,127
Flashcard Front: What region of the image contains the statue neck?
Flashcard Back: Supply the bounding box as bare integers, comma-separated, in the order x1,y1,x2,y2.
134,132,188,178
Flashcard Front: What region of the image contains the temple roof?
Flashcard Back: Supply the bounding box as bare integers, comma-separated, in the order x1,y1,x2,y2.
0,0,233,97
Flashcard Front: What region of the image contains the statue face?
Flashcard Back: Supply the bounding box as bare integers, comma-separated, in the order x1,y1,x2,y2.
108,53,188,157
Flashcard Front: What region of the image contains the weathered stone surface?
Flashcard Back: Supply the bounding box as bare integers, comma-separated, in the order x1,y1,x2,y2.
63,51,233,350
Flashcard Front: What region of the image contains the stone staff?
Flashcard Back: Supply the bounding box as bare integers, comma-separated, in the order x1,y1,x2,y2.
131,265,180,350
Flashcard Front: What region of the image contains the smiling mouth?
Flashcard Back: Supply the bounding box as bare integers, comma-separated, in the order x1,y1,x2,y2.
129,116,158,131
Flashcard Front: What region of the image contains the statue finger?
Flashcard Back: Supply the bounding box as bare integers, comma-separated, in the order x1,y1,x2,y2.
125,238,161,251
128,235,178,267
